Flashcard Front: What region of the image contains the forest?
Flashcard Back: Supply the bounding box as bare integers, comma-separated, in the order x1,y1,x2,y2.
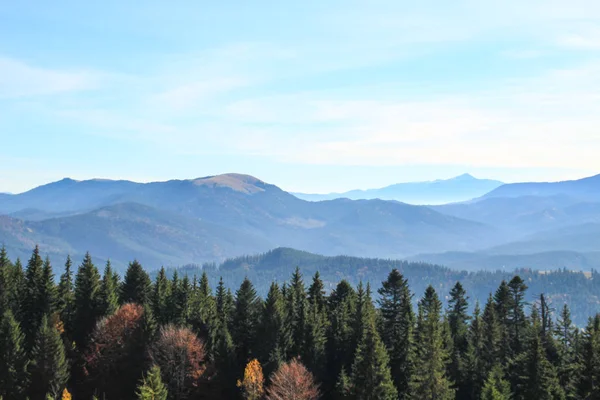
0,245,598,400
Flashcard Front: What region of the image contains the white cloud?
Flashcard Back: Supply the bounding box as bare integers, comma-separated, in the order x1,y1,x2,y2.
0,57,102,98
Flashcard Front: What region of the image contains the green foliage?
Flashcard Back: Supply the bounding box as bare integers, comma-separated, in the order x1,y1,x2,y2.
152,267,171,326
73,252,102,349
378,269,414,398
410,286,455,400
481,365,512,400
137,365,168,400
57,256,75,339
29,315,69,400
257,282,288,376
232,278,261,369
0,310,29,400
99,261,119,317
121,260,152,305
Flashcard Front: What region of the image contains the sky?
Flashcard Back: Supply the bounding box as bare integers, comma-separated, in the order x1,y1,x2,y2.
2,0,600,194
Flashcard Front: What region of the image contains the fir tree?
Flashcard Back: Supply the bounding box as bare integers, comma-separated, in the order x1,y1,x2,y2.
410,286,454,400
152,267,171,326
98,261,119,317
507,276,528,356
57,256,75,339
378,269,414,398
0,310,29,400
327,280,357,387
465,302,486,400
188,272,217,356
232,278,261,369
10,258,25,320
29,315,69,400
494,280,512,365
555,304,578,398
121,260,152,305
447,282,470,399
286,267,307,358
137,365,168,400
21,245,46,348
350,286,397,400
40,256,57,315
73,252,102,349
579,314,600,399
0,245,12,317
481,294,501,374
335,368,352,400
304,271,328,379
481,365,511,400
257,282,288,376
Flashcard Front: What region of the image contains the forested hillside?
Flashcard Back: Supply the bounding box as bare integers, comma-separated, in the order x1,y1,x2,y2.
2,246,600,399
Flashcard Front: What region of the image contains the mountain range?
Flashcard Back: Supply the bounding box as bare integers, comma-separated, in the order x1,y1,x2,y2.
293,173,504,204
2,172,600,272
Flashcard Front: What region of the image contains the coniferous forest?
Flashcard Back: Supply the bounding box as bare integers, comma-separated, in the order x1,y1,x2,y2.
1,246,600,399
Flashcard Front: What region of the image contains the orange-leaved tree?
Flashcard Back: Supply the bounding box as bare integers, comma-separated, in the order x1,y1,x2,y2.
150,325,206,400
266,358,320,400
237,359,265,400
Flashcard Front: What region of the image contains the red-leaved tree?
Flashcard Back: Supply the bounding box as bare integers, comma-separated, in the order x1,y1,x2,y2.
84,303,149,399
266,358,320,400
150,325,207,400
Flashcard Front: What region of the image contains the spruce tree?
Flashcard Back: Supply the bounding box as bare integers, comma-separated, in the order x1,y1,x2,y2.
57,256,75,339
410,286,454,400
258,282,288,376
73,252,102,349
494,280,512,365
28,314,69,400
507,276,528,356
10,258,25,320
121,260,152,305
188,272,217,356
378,269,414,398
579,314,600,399
465,302,486,399
482,294,501,374
327,280,357,387
555,304,578,398
304,273,328,380
40,256,57,315
21,245,46,348
286,267,307,358
517,312,565,400
0,245,12,317
481,365,511,400
98,261,119,317
447,282,470,399
350,286,397,400
232,278,261,369
152,267,171,326
0,310,29,400
137,365,168,400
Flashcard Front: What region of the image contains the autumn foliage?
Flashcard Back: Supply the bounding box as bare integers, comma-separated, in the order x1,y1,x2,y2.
266,358,320,400
150,325,207,400
238,359,265,400
84,303,147,399
61,388,72,400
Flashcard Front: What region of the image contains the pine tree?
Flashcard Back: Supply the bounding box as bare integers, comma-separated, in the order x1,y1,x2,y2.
28,315,69,400
481,365,511,400
73,252,102,349
21,245,46,348
0,310,30,400
465,302,486,399
188,272,217,356
350,285,397,400
304,273,328,380
98,261,119,317
258,282,288,376
514,308,564,400
57,256,75,339
378,269,414,398
555,304,578,398
494,280,512,365
0,245,12,317
327,280,357,388
121,260,152,305
286,267,307,358
152,267,171,326
410,286,454,400
232,278,261,370
579,314,600,399
507,276,528,356
447,282,470,399
137,365,168,400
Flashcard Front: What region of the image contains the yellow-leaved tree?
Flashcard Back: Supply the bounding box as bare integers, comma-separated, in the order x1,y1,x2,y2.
237,359,265,400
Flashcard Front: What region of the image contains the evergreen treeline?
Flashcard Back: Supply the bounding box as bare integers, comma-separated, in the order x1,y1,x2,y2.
1,246,600,399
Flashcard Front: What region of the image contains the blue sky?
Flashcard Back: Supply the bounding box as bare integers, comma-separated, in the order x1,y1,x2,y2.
2,0,600,193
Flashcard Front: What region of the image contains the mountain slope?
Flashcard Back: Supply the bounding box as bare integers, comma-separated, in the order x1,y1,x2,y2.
0,174,500,269
480,174,600,201
294,174,503,204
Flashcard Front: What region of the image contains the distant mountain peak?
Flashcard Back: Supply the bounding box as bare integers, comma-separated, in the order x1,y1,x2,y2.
453,173,476,180
191,173,267,194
